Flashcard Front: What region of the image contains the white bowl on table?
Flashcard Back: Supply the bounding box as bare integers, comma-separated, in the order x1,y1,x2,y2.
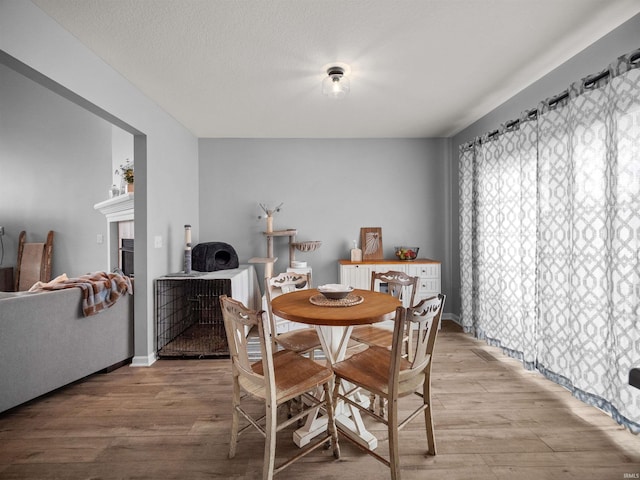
317,284,354,300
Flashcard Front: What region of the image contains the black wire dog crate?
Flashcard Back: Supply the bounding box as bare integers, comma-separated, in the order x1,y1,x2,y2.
155,277,231,357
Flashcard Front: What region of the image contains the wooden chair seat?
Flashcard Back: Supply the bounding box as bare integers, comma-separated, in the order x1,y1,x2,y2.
348,326,410,364
248,349,333,402
350,325,401,350
273,328,322,355
332,345,425,397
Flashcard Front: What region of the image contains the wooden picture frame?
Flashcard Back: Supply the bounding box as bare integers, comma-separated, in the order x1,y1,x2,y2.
360,227,383,260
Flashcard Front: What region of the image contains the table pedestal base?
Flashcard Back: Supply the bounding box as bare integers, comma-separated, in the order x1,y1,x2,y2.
294,324,378,450
336,414,378,450
293,413,378,450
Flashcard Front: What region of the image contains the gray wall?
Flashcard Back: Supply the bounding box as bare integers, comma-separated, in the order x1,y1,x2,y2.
111,126,134,189
199,138,453,298
0,62,112,278
447,13,640,315
1,0,200,363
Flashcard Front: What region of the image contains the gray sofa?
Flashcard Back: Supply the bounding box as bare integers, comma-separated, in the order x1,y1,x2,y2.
0,288,133,413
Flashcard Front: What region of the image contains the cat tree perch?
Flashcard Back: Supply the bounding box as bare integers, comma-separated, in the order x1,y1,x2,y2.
249,203,321,278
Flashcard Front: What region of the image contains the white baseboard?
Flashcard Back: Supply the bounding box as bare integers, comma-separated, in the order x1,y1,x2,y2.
443,313,461,324
130,353,158,367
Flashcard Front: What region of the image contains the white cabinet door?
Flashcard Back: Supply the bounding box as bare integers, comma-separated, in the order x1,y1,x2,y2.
339,264,372,289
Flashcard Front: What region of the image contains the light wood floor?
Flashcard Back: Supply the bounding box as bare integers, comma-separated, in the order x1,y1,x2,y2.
1,321,639,480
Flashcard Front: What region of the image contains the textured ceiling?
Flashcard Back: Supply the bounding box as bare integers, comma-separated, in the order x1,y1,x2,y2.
31,0,640,138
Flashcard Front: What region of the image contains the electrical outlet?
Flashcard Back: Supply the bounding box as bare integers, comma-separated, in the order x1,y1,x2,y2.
0,226,4,236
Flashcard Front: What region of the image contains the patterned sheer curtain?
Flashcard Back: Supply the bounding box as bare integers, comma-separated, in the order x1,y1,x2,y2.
459,49,640,433
459,116,538,364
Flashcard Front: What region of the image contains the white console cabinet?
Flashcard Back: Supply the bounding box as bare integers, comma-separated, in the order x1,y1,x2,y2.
339,258,441,307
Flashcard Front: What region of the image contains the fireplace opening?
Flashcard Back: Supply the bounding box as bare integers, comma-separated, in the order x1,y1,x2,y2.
121,238,134,277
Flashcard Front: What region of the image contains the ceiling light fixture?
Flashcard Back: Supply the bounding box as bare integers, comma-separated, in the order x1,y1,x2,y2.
322,65,350,99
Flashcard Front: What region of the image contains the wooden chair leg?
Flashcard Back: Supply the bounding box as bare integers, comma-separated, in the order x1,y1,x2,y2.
368,391,376,412
423,380,436,455
263,398,277,480
367,392,386,416
332,377,342,415
229,381,241,459
388,397,400,480
323,382,341,459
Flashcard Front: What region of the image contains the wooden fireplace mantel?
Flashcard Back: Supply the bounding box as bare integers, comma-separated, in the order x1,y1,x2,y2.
94,193,134,273
93,193,134,222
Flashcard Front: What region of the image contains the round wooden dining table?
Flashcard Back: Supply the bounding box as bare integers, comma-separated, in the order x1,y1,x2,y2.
271,287,400,326
271,288,401,451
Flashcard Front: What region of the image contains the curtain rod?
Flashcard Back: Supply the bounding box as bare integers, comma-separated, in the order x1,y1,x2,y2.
475,48,640,145
486,70,609,140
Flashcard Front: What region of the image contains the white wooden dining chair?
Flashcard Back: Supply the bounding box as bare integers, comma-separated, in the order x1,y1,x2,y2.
219,295,340,480
350,270,418,413
350,270,418,358
331,294,445,480
264,272,322,357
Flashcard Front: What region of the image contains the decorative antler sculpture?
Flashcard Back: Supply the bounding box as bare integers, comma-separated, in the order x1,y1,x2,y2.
258,202,283,233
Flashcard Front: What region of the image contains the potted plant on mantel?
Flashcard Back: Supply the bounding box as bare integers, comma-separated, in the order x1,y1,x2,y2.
117,161,134,194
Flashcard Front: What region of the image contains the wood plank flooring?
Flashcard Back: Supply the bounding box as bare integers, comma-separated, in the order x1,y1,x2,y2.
1,321,639,480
